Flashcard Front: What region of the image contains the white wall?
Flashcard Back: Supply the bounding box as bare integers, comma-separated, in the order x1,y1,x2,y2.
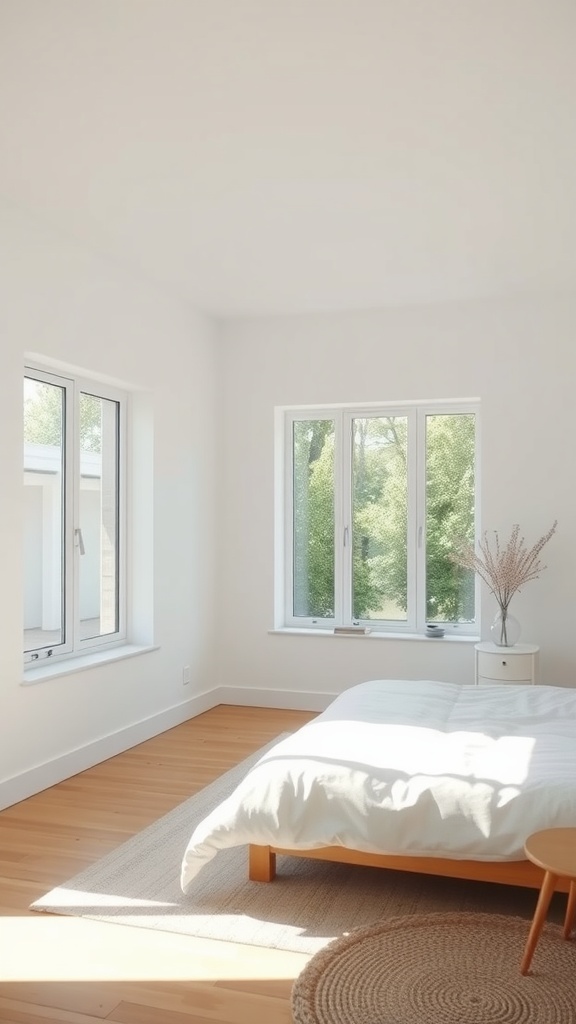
218,297,576,697
4,198,576,808
0,204,219,802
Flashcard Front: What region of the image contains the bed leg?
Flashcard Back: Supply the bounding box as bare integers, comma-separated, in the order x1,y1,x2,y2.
249,844,276,882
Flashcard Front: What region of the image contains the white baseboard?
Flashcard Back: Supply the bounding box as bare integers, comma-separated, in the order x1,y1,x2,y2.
214,685,336,713
0,686,336,812
0,689,219,812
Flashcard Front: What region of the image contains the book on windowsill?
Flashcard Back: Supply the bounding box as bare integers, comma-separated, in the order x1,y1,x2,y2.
333,625,371,635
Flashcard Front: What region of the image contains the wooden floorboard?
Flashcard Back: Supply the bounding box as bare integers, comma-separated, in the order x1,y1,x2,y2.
0,704,315,1024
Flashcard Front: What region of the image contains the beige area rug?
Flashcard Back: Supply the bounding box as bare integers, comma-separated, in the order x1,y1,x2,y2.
291,912,576,1023
31,738,567,956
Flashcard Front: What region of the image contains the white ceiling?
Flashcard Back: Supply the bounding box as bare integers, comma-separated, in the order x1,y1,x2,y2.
1,1,576,318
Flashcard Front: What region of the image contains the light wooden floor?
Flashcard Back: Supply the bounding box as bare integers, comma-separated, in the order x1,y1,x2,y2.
0,704,317,1024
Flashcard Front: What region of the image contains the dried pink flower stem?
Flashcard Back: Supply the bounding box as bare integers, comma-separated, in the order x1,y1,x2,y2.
450,521,558,616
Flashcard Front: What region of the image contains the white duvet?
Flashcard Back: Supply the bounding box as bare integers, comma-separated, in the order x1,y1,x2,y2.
180,679,576,892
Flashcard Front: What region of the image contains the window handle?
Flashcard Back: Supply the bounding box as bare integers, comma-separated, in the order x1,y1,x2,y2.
343,526,349,548
75,527,85,555
418,525,423,548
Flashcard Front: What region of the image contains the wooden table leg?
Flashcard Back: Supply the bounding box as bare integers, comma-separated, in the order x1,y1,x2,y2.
520,870,558,975
563,880,576,940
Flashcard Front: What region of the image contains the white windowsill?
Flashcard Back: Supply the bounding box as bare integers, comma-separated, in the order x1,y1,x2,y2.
22,643,160,685
269,628,479,643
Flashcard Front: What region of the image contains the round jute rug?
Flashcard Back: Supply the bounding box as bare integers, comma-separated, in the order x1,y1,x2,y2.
291,912,576,1024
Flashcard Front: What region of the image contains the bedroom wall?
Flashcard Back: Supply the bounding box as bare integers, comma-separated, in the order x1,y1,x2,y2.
0,204,219,807
3,202,575,808
217,295,576,703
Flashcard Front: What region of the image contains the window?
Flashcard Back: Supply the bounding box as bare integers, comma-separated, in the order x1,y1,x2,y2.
23,367,127,664
280,401,479,636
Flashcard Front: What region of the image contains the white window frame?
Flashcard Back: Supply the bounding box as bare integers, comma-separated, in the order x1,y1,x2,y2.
278,399,480,637
24,365,128,665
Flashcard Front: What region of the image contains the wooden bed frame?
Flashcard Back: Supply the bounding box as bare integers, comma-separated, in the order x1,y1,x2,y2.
249,843,571,893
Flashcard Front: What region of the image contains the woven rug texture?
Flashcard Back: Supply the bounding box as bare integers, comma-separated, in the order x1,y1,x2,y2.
31,738,568,956
291,912,576,1023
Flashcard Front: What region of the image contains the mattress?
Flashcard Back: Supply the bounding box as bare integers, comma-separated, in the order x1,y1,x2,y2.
180,678,576,892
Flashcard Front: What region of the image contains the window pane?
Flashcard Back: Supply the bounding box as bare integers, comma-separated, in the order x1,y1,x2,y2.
426,413,475,623
292,420,335,618
79,392,120,640
352,416,408,621
23,377,65,653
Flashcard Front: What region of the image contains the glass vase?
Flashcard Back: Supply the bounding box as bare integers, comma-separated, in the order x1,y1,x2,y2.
490,608,521,647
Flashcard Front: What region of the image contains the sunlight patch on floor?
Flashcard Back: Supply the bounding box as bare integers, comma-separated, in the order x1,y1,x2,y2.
0,916,310,982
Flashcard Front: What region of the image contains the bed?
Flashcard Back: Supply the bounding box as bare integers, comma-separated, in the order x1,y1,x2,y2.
180,679,576,895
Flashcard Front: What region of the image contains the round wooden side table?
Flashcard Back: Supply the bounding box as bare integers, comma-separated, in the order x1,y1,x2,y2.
520,827,576,974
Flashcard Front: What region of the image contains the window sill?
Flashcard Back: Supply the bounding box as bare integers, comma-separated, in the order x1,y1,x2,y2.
22,643,159,685
269,628,479,643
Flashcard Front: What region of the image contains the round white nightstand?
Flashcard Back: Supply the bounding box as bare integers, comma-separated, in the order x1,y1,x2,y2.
474,641,539,686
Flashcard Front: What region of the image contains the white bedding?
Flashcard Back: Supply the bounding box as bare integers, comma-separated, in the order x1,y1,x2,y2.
180,679,576,892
